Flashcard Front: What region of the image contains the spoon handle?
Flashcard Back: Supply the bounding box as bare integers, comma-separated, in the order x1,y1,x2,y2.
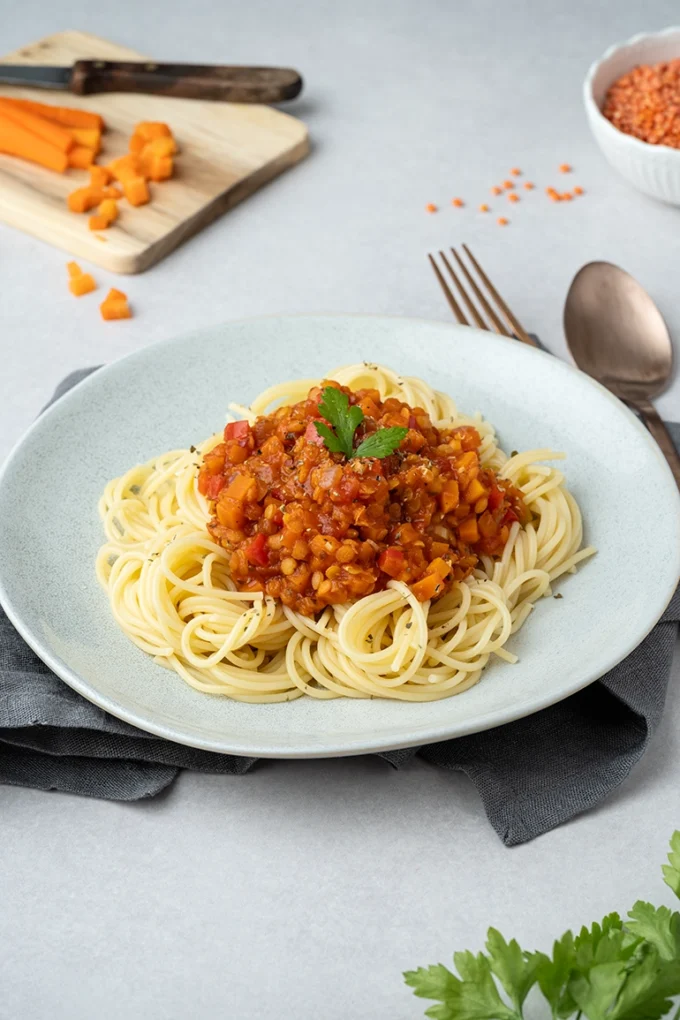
635,398,680,490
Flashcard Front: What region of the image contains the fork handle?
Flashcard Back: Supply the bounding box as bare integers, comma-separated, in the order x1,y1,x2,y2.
634,398,680,490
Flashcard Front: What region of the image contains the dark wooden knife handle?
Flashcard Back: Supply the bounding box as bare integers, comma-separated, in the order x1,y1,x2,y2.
70,60,303,103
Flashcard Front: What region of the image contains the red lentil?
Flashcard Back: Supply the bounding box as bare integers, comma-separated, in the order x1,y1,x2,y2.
603,58,680,147
425,202,437,213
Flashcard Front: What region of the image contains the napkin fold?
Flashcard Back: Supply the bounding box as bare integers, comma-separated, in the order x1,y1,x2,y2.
1,368,678,846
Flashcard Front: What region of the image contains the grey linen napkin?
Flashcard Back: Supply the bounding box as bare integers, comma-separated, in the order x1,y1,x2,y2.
1,367,678,847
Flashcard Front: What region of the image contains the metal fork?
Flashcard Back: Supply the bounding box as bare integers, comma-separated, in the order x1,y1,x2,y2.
428,244,539,348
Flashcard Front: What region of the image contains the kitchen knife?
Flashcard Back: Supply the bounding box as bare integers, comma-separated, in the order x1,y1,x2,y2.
0,61,303,103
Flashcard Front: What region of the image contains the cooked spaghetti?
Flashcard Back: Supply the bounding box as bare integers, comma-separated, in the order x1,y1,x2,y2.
96,364,594,702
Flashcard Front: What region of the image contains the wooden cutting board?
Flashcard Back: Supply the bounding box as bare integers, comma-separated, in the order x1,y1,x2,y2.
0,31,309,273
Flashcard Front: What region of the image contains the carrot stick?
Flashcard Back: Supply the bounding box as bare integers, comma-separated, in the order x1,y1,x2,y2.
67,145,95,169
70,127,101,154
0,99,73,152
0,97,104,131
0,113,67,172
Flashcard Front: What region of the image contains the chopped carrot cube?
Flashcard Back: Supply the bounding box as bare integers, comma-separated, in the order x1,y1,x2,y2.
103,185,122,199
410,572,443,602
451,197,464,208
143,136,177,157
458,517,480,543
108,154,143,182
66,261,96,296
100,288,131,320
67,186,102,213
134,121,172,141
123,175,150,206
89,166,111,188
88,214,109,231
141,152,173,181
129,132,146,155
425,202,437,213
98,198,118,223
69,273,96,296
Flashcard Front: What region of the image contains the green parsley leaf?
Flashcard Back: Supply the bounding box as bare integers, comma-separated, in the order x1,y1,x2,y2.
535,931,578,1019
569,960,630,1020
314,386,407,460
353,426,408,460
485,928,541,1010
313,421,347,456
663,831,680,900
608,944,680,1020
626,902,680,962
405,953,520,1020
317,387,364,459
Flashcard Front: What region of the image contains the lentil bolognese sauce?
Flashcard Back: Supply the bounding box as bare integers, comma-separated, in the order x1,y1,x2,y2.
96,363,594,702
198,382,530,616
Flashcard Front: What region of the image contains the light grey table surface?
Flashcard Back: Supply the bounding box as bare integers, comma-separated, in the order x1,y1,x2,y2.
2,2,680,1018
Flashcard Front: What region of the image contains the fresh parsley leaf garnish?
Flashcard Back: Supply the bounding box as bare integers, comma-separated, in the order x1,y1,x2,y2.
313,420,347,456
405,831,680,1020
316,387,364,459
313,386,407,460
354,426,408,459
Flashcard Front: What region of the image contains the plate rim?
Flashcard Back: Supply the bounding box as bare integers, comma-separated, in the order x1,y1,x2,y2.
1,313,679,758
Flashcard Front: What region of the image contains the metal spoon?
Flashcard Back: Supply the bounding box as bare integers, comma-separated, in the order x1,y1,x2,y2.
564,260,680,489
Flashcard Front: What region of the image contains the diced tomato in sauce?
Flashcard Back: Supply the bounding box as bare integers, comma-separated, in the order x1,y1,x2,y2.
200,381,529,616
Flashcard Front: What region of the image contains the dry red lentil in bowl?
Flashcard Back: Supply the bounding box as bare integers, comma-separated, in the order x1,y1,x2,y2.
602,57,680,147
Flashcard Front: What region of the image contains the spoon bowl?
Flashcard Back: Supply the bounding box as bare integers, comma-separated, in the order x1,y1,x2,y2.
564,260,680,487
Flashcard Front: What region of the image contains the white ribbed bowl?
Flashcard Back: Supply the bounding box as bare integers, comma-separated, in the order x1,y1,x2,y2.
584,27,680,205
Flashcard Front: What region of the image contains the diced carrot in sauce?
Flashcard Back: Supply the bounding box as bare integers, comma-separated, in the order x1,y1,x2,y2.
201,382,529,615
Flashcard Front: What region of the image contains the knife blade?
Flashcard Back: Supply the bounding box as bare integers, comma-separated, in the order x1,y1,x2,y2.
0,61,303,103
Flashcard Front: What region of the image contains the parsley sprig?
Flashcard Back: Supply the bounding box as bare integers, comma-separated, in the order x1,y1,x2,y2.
313,386,407,460
405,830,680,1019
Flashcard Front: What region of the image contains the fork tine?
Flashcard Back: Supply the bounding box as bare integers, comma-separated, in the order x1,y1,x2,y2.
439,251,487,330
462,244,538,347
450,248,511,337
427,253,468,325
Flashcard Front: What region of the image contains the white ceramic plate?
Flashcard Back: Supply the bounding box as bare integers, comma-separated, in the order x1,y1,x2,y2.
1,316,679,757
